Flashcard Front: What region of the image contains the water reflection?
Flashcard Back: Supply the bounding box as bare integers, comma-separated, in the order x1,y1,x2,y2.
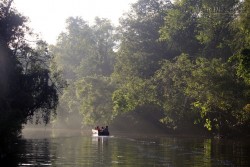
2,134,250,166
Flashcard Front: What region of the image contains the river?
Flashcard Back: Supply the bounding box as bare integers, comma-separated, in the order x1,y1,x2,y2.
3,129,250,166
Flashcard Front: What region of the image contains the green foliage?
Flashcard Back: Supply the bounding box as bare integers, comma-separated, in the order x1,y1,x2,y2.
186,58,239,133
115,0,174,80
232,0,250,50
160,0,239,59
112,77,156,114
230,0,250,84
0,0,62,142
230,49,250,84
111,0,175,123
52,17,115,80
159,0,201,55
75,76,115,125
22,0,249,137
153,54,250,134
51,17,116,126
109,0,250,136
153,54,196,129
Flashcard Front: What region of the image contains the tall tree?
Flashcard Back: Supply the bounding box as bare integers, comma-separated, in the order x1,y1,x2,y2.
152,54,196,130
153,54,250,135
114,0,173,81
0,0,61,144
51,17,116,126
112,0,174,118
185,57,250,134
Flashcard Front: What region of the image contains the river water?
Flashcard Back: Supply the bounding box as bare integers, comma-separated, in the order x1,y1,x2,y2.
4,129,250,166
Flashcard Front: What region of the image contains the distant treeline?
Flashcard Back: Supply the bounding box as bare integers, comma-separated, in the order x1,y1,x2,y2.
1,0,250,144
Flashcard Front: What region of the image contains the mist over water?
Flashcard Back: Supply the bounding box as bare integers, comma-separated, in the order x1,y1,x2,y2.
22,128,84,139
22,108,169,140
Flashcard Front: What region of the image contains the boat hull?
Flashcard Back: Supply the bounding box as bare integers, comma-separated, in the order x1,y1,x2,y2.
92,129,99,137
92,129,109,136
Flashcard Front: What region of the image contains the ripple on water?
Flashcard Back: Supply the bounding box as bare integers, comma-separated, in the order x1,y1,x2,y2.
10,135,250,166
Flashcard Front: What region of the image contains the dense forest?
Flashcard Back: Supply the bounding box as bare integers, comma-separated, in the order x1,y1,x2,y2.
1,0,250,150
51,0,250,136
0,0,65,153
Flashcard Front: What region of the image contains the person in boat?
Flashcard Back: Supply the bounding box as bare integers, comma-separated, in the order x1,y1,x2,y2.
95,126,100,131
95,126,101,135
99,126,105,135
103,126,109,136
94,125,109,136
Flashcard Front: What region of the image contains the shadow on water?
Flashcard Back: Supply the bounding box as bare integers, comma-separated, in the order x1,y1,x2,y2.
1,129,250,166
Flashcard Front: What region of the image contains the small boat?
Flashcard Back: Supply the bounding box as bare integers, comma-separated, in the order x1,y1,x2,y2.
92,129,109,136
92,129,99,137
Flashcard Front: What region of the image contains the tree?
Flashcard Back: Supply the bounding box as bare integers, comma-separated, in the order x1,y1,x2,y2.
51,17,94,80
52,17,115,80
153,54,250,135
111,0,174,118
75,76,115,125
185,57,250,134
114,0,174,81
160,0,239,59
0,0,61,145
51,17,116,126
159,0,202,56
152,54,197,130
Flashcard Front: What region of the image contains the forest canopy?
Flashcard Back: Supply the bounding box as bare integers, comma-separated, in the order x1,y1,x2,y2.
51,0,250,136
1,0,250,140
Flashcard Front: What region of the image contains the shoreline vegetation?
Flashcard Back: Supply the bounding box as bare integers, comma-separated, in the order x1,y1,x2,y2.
21,124,250,140
1,0,250,159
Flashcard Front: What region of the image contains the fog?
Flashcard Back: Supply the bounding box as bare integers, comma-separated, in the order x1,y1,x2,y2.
22,127,85,139
22,108,168,139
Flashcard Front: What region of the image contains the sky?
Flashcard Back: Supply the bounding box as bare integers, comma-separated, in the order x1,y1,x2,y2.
13,0,137,44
